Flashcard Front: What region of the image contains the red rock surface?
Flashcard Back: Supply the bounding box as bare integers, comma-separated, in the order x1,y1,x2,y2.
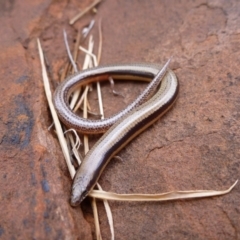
0,0,240,239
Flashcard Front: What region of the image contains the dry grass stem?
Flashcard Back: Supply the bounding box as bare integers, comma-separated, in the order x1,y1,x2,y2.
79,46,98,66
37,38,76,179
79,46,104,118
89,180,238,201
97,19,102,64
73,86,90,112
63,29,78,73
73,30,81,63
91,198,103,240
47,122,54,131
64,129,81,149
82,35,94,69
69,0,102,25
60,62,70,82
63,30,85,166
70,37,94,110
83,86,90,155
108,76,124,97
68,133,82,165
97,183,114,240
82,20,95,39
96,82,104,119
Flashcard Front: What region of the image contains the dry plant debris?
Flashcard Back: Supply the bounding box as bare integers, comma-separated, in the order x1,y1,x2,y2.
37,1,238,239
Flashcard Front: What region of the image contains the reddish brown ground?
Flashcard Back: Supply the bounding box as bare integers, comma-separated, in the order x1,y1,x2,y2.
0,0,240,239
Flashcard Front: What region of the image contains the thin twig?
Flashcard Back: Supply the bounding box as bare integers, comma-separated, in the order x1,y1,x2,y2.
79,46,104,118
60,61,70,82
69,0,102,25
63,29,78,73
63,29,85,166
37,39,76,179
73,29,82,63
70,29,82,75
64,129,81,151
91,198,103,240
89,180,238,201
70,37,94,110
82,20,95,39
68,133,83,165
96,82,104,119
109,76,124,97
83,86,89,155
97,19,103,64
79,46,98,66
97,183,114,240
73,86,90,113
